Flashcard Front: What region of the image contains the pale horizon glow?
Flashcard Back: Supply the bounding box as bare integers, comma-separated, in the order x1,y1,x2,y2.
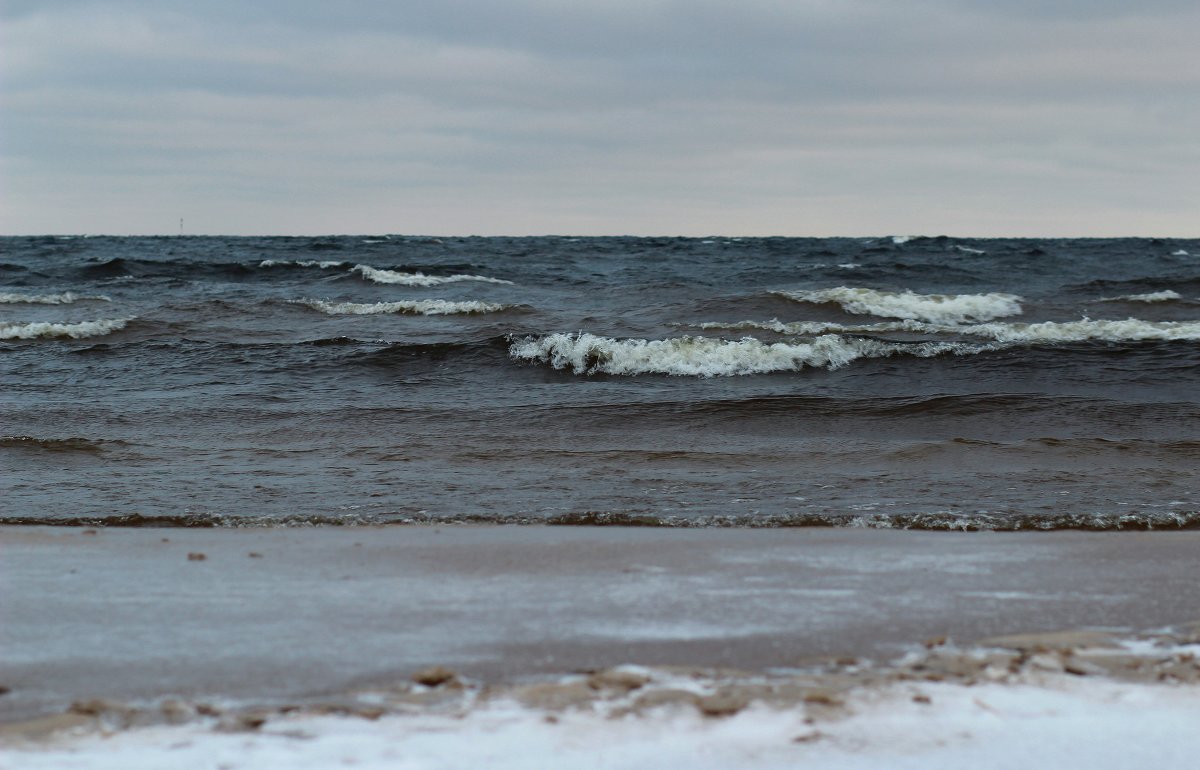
3,1,1198,237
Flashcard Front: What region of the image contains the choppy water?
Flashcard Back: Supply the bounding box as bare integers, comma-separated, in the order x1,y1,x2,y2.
3,234,1198,529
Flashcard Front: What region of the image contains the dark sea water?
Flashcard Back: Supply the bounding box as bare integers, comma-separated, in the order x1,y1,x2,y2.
2,234,1198,529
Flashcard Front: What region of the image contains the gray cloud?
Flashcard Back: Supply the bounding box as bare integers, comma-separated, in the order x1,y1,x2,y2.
2,1,1197,234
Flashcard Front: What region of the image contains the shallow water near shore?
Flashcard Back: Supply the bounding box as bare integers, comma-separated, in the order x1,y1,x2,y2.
3,234,1199,529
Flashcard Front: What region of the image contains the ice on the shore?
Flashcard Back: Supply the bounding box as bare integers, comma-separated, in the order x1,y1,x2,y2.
8,678,1200,769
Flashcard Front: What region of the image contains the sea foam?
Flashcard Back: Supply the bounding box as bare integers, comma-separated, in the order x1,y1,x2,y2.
776,287,1023,324
959,318,1200,343
695,319,942,336
509,332,973,377
352,265,513,286
296,299,509,315
698,317,1200,343
0,318,132,340
259,259,346,269
0,291,110,304
1102,290,1182,303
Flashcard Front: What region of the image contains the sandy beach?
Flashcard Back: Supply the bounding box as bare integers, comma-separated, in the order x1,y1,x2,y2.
2,525,1198,706
7,522,1200,762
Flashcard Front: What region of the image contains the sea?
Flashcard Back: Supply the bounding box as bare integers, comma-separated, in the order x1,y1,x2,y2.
2,234,1198,530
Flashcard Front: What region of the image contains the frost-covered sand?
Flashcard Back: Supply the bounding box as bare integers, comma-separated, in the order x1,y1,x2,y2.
4,526,1200,767
9,638,1200,769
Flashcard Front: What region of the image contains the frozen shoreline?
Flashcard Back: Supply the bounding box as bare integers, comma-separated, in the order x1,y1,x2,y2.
4,525,1200,723
7,632,1200,768
4,524,1200,765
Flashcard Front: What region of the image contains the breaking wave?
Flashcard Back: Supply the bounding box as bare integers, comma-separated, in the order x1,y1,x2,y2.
295,298,511,316
352,265,513,286
694,319,942,336
959,318,1200,343
696,318,1200,344
1101,290,1182,303
508,332,977,377
0,318,133,340
775,287,1022,324
259,259,347,269
0,291,111,304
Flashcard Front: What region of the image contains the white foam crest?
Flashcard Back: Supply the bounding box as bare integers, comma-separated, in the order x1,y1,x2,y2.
0,291,110,304
1171,249,1190,256
776,287,1023,324
0,318,132,340
695,319,943,335
258,259,345,269
1101,290,1182,303
891,235,914,244
699,317,1200,343
296,298,508,316
509,333,973,377
959,318,1200,343
953,245,986,255
352,265,513,286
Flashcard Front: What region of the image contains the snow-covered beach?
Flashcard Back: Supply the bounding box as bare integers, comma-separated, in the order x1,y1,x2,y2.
4,526,1200,767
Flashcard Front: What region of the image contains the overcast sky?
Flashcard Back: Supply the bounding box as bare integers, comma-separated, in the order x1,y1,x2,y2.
2,0,1197,236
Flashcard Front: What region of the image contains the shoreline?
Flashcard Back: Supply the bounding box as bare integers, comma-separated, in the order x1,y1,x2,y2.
4,525,1200,726
6,625,1200,768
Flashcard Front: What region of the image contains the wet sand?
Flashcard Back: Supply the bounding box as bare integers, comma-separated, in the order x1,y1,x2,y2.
3,525,1200,723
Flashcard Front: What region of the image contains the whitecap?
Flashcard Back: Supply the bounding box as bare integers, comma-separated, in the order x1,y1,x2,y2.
695,319,945,336
0,318,132,340
775,287,1022,324
1101,291,1182,303
352,265,513,286
258,259,346,269
953,245,986,255
295,299,508,316
509,332,977,377
1171,250,1190,256
697,316,1200,343
0,291,110,304
959,318,1200,343
891,236,914,244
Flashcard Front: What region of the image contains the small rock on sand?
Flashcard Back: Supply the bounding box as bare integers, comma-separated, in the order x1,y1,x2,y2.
411,666,458,688
802,689,844,707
